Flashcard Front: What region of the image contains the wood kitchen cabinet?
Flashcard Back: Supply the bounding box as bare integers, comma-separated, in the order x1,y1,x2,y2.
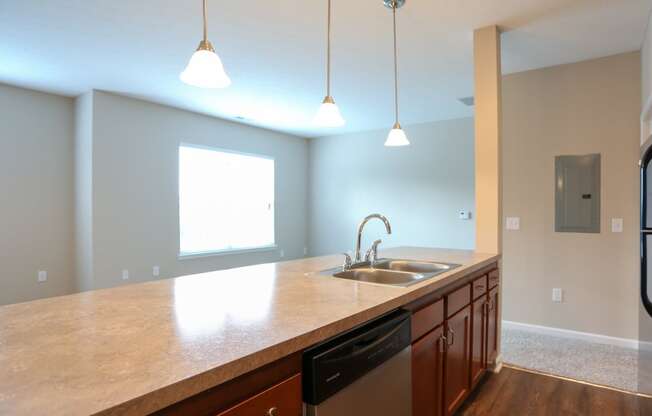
408,263,499,416
412,325,445,416
154,354,302,416
470,294,487,388
216,374,301,416
444,305,471,416
486,286,499,366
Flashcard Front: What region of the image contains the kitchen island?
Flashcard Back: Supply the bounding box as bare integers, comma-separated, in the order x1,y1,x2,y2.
0,247,500,416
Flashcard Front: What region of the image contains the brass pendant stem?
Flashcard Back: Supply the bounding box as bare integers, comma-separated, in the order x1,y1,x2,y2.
202,0,208,42
392,4,399,125
326,0,332,97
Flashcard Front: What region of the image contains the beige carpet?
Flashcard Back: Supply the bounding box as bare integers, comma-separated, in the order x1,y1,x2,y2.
501,326,638,393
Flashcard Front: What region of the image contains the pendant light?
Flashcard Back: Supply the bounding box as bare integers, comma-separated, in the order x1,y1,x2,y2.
180,0,231,89
384,0,409,147
314,0,345,127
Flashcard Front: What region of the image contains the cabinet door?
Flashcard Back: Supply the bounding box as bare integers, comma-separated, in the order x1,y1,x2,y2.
444,305,471,416
412,325,445,416
470,296,486,388
486,287,499,366
216,374,302,416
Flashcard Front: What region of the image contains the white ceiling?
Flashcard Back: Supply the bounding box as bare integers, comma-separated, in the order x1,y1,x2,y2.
1,0,650,138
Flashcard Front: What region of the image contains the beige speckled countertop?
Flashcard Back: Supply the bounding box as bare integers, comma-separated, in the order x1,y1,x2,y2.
0,247,499,416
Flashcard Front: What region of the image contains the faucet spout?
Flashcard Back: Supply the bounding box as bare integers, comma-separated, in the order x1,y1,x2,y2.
354,213,392,262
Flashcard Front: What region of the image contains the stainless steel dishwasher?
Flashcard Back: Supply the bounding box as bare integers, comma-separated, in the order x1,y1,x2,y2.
302,309,412,416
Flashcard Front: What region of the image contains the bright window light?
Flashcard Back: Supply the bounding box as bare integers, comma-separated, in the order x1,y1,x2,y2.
179,145,275,256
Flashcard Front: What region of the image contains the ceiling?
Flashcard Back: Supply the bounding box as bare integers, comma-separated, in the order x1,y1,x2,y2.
1,0,650,138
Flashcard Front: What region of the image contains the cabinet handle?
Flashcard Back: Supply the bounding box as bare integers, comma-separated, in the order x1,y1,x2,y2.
447,328,455,346
488,299,495,311
267,407,278,416
439,335,447,352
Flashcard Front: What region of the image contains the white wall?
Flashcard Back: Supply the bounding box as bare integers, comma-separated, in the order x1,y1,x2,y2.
0,83,75,305
87,91,309,289
502,52,641,340
308,118,475,256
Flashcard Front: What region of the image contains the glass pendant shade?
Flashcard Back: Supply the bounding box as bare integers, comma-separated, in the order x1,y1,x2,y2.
314,96,345,127
180,42,231,89
384,122,410,147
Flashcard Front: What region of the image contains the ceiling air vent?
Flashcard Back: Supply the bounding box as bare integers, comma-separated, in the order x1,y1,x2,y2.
458,96,475,106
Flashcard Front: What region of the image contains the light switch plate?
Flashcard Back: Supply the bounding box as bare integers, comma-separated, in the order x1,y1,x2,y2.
37,270,47,283
552,288,563,303
152,266,160,277
122,269,129,280
506,217,520,231
459,210,471,220
611,218,623,233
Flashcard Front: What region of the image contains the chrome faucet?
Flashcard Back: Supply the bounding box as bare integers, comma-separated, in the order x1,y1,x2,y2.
354,214,392,262
341,252,353,271
365,239,383,266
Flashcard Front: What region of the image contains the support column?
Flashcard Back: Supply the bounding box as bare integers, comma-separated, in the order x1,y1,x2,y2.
474,25,503,372
474,25,502,255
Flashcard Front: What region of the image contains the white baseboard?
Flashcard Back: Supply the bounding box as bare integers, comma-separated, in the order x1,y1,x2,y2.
491,354,503,373
502,320,639,350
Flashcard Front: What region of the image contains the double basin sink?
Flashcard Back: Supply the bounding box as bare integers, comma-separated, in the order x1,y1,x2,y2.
322,259,460,287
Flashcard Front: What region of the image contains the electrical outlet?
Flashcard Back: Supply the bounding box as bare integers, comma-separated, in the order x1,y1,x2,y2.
37,270,47,283
303,247,308,256
552,288,563,303
152,266,160,277
122,269,129,280
611,218,623,233
279,249,285,258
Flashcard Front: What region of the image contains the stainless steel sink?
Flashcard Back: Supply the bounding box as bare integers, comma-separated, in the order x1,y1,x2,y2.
323,259,460,287
333,268,427,286
373,259,457,275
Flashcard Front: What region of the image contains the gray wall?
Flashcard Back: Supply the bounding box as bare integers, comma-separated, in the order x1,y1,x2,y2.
74,91,94,291
308,118,475,256
0,86,309,304
88,91,309,289
0,83,75,305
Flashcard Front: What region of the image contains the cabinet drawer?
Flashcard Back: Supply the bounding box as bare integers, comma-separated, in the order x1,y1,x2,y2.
216,373,302,416
412,298,444,342
472,275,487,300
446,284,471,318
488,269,499,289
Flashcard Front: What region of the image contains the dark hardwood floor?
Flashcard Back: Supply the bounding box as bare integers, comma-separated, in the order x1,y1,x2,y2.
457,367,652,416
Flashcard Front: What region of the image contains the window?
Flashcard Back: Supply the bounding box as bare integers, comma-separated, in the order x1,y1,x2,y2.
179,144,275,256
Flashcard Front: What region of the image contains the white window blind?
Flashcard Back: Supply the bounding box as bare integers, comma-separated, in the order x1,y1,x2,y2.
179,145,275,256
